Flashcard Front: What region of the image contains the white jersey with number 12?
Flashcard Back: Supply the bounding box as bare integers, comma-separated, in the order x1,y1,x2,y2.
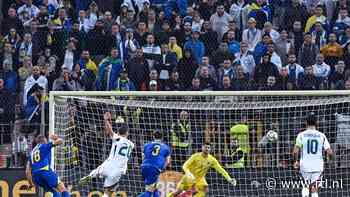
108,134,134,174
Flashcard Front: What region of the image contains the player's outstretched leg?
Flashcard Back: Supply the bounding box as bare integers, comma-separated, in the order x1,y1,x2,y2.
80,165,103,185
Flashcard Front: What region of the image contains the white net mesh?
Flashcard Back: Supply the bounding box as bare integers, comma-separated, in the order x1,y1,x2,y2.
52,92,350,197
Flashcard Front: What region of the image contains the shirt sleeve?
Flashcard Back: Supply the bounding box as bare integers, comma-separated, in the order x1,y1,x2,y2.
40,142,53,155
323,134,331,150
183,154,196,175
295,133,303,148
210,155,232,181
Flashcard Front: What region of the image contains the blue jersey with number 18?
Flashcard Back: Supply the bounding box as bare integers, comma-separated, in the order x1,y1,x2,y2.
142,141,171,171
30,142,53,172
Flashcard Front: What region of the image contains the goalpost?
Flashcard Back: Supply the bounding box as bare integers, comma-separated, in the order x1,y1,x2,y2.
49,91,350,197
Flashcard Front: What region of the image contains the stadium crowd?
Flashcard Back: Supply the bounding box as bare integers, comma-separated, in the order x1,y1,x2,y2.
2,0,350,165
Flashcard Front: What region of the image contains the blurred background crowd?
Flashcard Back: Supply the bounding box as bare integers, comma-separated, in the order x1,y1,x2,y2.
1,0,350,167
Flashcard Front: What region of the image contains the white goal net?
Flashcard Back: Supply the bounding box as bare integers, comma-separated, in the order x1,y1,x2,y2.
50,91,350,197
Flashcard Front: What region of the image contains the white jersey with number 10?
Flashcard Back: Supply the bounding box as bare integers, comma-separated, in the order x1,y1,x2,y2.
296,129,331,172
108,134,134,174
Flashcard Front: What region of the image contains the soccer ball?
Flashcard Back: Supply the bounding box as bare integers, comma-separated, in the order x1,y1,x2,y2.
266,130,278,142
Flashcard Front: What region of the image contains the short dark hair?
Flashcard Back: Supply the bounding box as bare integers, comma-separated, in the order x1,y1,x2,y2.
204,142,211,146
306,112,317,126
153,130,163,140
118,123,129,135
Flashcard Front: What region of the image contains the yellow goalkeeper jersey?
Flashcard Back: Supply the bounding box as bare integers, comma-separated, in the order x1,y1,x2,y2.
183,153,232,181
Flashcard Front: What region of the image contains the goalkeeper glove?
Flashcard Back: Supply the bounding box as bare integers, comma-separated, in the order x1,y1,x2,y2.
228,178,237,186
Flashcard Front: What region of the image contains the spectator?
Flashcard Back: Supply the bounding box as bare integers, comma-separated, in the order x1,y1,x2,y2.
343,43,350,71
188,77,201,91
233,65,251,91
168,36,183,60
217,58,235,83
283,0,308,32
178,49,198,89
253,34,270,65
156,20,173,45
226,30,240,55
222,19,242,44
52,8,72,30
18,33,33,57
77,10,90,33
211,42,233,69
198,66,217,91
267,42,282,70
86,20,108,61
298,65,318,90
254,53,280,87
263,22,280,43
113,69,136,91
311,22,327,49
1,7,23,36
52,68,82,91
76,50,97,90
140,69,161,91
156,43,177,82
108,23,123,52
18,56,33,94
305,5,327,33
229,0,249,31
217,75,233,91
142,34,161,69
201,21,219,55
0,78,15,143
312,53,331,82
62,41,79,72
17,0,40,25
333,8,350,34
285,54,304,87
210,3,233,41
146,9,161,34
70,21,87,54
173,21,192,46
164,0,187,19
184,27,205,64
242,17,262,50
0,42,16,68
4,28,21,49
279,67,295,90
260,76,280,90
24,83,43,130
345,78,350,90
329,60,346,90
320,33,344,67
86,1,99,30
122,28,140,62
340,27,350,46
23,66,48,106
235,41,255,77
97,48,123,91
195,56,217,81
163,70,184,91
298,33,319,67
2,60,18,94
275,30,294,66
289,21,304,55
192,10,204,33
102,11,114,33
127,48,149,90
134,21,148,46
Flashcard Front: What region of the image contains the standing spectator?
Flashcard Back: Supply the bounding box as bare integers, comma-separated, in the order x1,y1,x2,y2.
188,77,201,91
198,66,217,91
283,0,308,31
156,44,178,82
311,22,327,49
52,8,72,31
259,76,280,90
254,53,280,86
312,53,331,88
164,0,188,19
4,28,21,49
52,68,83,91
156,20,173,45
127,48,149,90
329,60,346,90
62,41,79,72
17,0,40,25
289,21,304,56
24,83,43,132
305,5,327,33
173,21,192,46
320,33,344,67
184,28,205,64
0,42,16,68
107,23,123,52
226,30,240,55
102,11,114,33
201,21,219,56
121,28,140,63
86,1,99,31
217,58,235,83
70,21,87,54
210,3,233,41
222,20,242,44
1,7,23,36
217,75,234,91
232,65,251,91
343,43,350,71
0,78,15,143
140,69,161,91
76,50,98,90
235,41,255,77
86,20,108,62
178,49,198,89
262,22,280,43
333,8,350,34
298,33,319,67
211,42,233,69
142,34,161,69
163,70,184,91
2,60,17,94
168,36,183,60
192,11,204,32
23,66,48,106
229,0,249,31
340,27,350,46
242,17,262,50
134,21,149,46
298,65,318,90
275,30,294,66
285,54,304,87
77,10,90,33
97,48,123,91
147,9,161,34
253,34,270,64
267,42,282,70
113,69,136,91
18,33,33,57
246,0,271,29
195,56,217,81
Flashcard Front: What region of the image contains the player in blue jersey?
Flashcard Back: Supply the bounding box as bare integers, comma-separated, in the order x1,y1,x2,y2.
26,134,70,197
138,130,171,197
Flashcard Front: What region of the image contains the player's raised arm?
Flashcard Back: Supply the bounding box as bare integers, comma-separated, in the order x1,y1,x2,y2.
104,112,116,138
25,161,34,189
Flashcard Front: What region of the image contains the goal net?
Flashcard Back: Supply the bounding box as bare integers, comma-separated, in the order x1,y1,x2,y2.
50,91,350,197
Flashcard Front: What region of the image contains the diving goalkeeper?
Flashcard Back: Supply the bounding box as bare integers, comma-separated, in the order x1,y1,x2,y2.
167,142,236,197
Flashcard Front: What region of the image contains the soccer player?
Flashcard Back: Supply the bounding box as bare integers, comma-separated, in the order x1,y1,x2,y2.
167,142,236,197
138,130,171,197
80,112,134,197
26,134,70,197
293,113,333,197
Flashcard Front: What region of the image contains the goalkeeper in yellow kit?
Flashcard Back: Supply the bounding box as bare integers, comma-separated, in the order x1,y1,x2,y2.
167,143,236,197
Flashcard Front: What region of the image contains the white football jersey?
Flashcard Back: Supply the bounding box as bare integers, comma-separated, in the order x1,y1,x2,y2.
295,129,331,172
108,134,134,173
